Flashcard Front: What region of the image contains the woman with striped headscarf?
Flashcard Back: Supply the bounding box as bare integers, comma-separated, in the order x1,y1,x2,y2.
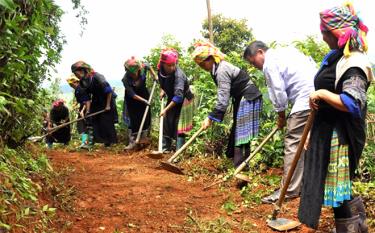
122,56,157,150
298,3,373,232
192,42,262,168
71,61,118,147
66,74,91,148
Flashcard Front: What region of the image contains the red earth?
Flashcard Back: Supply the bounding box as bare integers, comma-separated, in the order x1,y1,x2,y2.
47,148,334,233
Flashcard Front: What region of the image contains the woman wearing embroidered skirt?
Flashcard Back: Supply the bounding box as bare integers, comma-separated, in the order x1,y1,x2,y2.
298,3,373,232
192,42,262,168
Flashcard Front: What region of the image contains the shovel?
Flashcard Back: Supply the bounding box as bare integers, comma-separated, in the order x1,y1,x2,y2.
135,80,157,145
147,97,165,159
267,111,315,231
28,109,106,142
203,127,278,190
160,126,205,175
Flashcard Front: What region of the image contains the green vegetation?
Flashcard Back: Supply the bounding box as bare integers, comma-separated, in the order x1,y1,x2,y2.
0,0,85,231
0,1,374,230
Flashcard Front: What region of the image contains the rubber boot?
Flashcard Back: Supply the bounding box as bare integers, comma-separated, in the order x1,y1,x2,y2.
125,130,135,150
348,197,368,233
335,215,362,233
176,136,185,150
162,136,172,153
78,133,89,149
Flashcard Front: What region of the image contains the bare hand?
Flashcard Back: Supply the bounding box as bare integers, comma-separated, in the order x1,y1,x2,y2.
160,109,167,117
201,117,212,130
309,91,321,111
105,105,111,111
80,110,85,118
160,90,166,100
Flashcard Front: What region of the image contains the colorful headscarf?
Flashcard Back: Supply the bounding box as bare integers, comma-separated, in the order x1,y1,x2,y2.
191,41,225,64
124,56,144,74
52,99,65,108
66,74,79,84
320,2,368,57
71,61,95,77
157,48,179,69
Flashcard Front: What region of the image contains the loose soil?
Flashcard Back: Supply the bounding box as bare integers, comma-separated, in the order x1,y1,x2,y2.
47,148,333,233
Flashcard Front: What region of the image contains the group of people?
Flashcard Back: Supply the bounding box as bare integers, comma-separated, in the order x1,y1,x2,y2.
44,2,372,232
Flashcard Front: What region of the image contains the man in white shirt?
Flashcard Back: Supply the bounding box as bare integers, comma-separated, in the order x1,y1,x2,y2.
243,41,317,203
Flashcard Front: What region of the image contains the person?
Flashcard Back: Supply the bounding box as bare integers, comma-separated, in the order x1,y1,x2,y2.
298,3,373,232
243,41,317,203
71,61,118,147
122,56,157,150
46,99,71,148
66,74,91,149
158,48,194,152
192,41,262,168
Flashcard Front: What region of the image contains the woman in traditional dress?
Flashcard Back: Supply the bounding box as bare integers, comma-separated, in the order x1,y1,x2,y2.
192,42,262,168
46,99,71,148
71,61,118,147
122,57,157,149
66,74,90,148
158,48,194,151
298,3,373,232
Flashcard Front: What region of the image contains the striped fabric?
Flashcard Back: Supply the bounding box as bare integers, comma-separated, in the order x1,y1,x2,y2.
177,98,194,135
235,98,262,146
320,2,368,57
323,130,351,207
192,41,225,64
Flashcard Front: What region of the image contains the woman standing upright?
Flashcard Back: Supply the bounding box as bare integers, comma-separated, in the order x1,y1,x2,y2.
71,61,118,147
299,3,373,232
122,57,157,150
192,42,262,168
158,48,194,152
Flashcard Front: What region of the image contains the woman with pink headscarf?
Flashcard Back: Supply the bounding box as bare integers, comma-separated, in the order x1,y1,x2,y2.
46,99,71,148
157,48,194,152
298,3,373,232
122,56,157,150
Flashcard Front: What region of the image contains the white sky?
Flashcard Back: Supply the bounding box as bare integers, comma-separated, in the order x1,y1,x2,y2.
54,0,375,82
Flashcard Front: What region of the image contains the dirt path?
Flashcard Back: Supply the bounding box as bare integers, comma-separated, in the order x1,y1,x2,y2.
47,148,332,233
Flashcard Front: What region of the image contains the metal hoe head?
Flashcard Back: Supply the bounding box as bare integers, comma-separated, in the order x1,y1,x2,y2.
146,151,164,159
234,173,251,182
159,161,184,175
266,218,301,231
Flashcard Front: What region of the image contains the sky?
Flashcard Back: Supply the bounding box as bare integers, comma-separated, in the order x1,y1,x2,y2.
54,0,375,83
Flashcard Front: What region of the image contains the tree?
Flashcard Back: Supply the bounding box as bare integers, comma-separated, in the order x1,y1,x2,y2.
0,0,86,147
201,14,254,54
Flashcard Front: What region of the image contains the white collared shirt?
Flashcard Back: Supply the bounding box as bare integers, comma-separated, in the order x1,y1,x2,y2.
263,47,317,114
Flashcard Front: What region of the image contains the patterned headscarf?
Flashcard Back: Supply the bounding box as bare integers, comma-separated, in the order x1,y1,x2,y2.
124,56,144,74
52,99,65,108
71,61,95,77
320,2,368,57
66,74,79,84
191,41,225,64
157,48,179,69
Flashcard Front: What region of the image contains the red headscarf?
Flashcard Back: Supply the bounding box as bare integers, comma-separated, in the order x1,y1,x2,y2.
157,48,179,69
52,99,65,108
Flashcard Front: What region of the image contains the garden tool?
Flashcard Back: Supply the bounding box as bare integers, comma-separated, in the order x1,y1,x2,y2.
267,111,315,231
160,126,205,175
203,127,278,190
135,80,157,146
28,109,106,142
147,97,165,159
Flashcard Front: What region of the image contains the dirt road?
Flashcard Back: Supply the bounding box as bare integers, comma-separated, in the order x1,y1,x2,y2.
47,148,332,233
